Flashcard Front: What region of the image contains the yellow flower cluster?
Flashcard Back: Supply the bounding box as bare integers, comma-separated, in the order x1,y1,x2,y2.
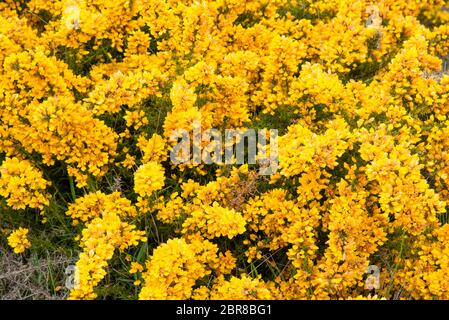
69,211,146,300
134,161,165,198
138,237,232,300
7,227,31,254
66,191,137,225
206,275,276,300
311,181,388,299
0,157,50,210
399,224,449,299
137,134,167,163
182,202,246,239
360,126,446,235
243,189,320,267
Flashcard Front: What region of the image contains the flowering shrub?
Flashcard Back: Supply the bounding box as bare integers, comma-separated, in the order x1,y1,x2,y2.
2,0,449,300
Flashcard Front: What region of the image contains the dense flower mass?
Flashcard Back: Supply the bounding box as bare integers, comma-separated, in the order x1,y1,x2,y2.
2,0,449,300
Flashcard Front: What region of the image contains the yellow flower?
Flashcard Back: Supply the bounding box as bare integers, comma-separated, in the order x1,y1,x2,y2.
129,262,144,274
0,157,50,210
134,161,165,197
137,134,167,163
139,238,226,300
66,191,138,225
182,202,246,239
7,227,31,254
69,211,146,300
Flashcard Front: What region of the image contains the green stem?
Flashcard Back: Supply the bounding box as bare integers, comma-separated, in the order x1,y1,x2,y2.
68,175,76,202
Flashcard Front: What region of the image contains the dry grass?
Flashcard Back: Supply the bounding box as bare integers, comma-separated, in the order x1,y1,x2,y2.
0,247,76,300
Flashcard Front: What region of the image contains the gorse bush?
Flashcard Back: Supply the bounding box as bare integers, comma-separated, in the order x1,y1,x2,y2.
1,0,449,300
